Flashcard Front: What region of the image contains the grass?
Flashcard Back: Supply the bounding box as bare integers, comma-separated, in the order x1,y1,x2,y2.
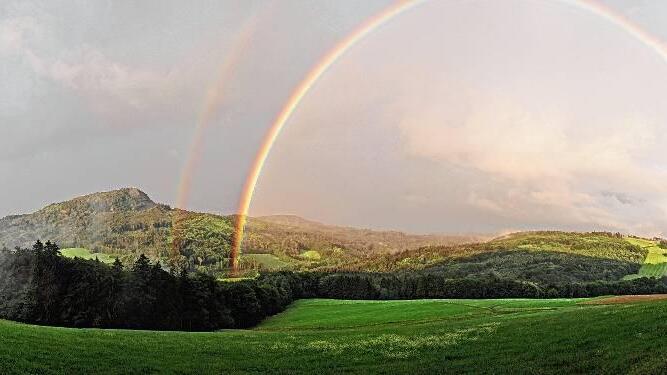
638,263,667,278
492,232,647,263
259,298,582,330
623,238,667,279
2,297,667,374
301,250,322,260
60,248,117,264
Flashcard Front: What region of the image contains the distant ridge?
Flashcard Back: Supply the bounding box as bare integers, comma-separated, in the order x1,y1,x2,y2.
0,188,485,271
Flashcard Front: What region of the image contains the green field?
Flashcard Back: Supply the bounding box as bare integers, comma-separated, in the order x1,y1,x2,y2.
3,297,667,374
623,238,667,280
300,250,322,260
60,248,117,264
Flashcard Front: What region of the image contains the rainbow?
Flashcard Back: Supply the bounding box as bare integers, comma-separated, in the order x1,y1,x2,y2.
229,0,428,270
194,0,667,271
572,0,667,62
176,12,263,213
172,7,269,260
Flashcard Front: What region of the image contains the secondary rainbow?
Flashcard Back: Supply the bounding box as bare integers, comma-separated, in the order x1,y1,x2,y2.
172,7,268,260
228,0,667,270
176,12,263,213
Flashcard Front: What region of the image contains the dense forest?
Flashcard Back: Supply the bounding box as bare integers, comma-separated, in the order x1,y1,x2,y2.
1,239,666,331
0,241,307,330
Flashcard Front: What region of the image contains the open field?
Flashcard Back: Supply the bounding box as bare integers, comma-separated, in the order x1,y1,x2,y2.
2,297,667,374
60,248,117,264
625,238,667,264
300,250,322,260
623,238,667,280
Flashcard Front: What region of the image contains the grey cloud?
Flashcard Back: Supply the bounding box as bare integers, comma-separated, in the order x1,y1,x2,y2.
600,191,644,205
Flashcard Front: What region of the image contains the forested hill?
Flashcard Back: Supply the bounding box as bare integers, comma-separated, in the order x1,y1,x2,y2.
329,231,649,273
245,215,485,257
0,188,483,271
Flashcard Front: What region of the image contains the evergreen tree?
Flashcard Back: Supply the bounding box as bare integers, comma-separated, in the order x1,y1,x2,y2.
32,240,44,253
133,254,151,278
112,258,124,274
44,241,60,257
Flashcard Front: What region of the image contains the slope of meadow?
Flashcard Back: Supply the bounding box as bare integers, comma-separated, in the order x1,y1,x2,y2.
60,248,117,264
2,297,667,374
623,237,667,280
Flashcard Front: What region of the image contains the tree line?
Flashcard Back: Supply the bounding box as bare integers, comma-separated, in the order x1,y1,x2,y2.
313,272,667,299
2,241,667,331
0,241,305,330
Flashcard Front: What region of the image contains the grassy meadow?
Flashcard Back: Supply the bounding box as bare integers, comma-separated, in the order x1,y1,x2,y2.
60,248,117,264
2,297,667,374
300,250,322,260
623,237,667,280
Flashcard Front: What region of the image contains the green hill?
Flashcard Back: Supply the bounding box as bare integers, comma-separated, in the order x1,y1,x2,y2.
0,189,657,279
329,231,648,285
0,188,483,274
338,231,646,271
490,231,645,261
2,297,667,374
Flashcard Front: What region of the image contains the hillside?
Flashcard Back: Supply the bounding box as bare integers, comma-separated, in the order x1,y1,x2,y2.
245,215,485,259
2,297,667,374
0,188,483,273
325,231,651,284
1,189,658,280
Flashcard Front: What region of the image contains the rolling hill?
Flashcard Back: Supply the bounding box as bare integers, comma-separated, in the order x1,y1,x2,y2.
323,231,652,285
1,188,661,282
332,231,647,271
0,188,485,273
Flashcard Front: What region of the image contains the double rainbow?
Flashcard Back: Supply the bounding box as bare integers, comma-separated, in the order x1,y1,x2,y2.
179,0,667,272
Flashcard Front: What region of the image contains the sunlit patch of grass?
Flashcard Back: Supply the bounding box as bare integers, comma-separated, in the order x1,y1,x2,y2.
60,248,117,264
623,238,667,279
300,250,321,260
278,323,499,360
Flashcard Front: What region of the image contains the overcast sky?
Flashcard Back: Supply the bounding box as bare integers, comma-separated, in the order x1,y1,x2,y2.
3,0,667,236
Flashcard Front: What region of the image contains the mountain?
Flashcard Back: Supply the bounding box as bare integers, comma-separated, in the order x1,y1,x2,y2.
0,188,172,254
0,188,486,273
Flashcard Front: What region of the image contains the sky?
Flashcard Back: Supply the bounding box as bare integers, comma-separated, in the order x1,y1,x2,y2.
3,0,667,236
